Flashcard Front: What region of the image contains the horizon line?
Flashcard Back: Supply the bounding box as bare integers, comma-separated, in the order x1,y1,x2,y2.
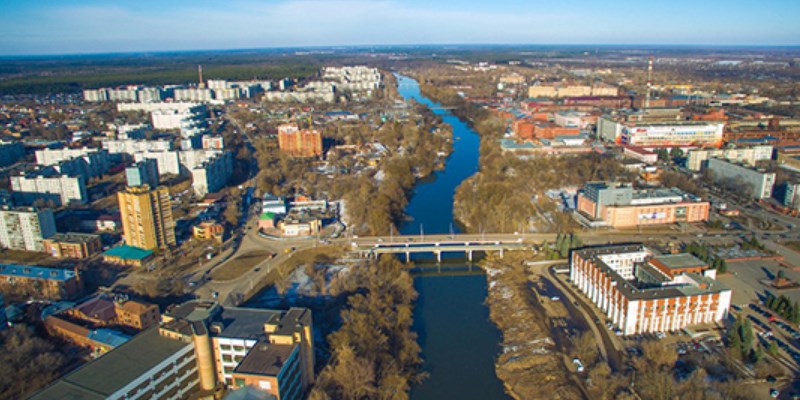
2,42,800,59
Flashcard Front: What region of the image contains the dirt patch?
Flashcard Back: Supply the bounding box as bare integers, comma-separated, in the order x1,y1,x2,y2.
482,252,583,400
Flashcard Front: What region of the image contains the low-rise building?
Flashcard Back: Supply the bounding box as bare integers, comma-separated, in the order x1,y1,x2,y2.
193,222,224,242
706,158,776,199
43,232,102,259
280,217,321,237
0,206,56,251
262,194,287,215
0,264,81,300
576,182,709,228
102,245,155,268
570,245,731,335
598,114,724,148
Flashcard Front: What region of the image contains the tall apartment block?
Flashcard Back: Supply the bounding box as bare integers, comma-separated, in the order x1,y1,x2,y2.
118,185,175,250
0,206,56,251
125,159,160,188
31,300,315,400
277,124,322,157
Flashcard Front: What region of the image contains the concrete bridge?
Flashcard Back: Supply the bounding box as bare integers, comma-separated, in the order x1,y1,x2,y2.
349,236,531,262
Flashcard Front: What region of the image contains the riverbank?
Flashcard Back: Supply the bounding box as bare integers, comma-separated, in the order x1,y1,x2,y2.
481,252,585,400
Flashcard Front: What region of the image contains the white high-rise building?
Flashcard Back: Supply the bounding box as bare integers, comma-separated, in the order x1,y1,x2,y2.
0,207,56,252
10,172,88,206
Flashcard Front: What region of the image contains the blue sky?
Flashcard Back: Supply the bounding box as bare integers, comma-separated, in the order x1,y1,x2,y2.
0,0,798,55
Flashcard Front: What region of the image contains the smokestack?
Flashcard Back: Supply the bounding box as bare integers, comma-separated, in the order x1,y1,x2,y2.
198,65,205,88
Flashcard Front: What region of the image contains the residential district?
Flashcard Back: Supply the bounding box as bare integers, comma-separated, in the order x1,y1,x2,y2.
0,48,799,400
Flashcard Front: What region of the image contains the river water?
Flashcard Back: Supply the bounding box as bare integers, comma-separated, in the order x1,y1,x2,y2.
396,75,509,400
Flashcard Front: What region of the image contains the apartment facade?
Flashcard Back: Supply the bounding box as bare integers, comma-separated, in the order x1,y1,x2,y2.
277,124,323,157
10,172,88,206
686,145,773,171
0,206,56,251
570,245,731,335
706,157,776,199
126,158,160,188
118,185,176,250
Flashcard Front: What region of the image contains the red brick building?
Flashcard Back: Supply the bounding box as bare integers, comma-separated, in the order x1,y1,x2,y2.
277,124,322,158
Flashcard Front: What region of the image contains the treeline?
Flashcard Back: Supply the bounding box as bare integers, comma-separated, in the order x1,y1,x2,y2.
765,292,800,323
0,62,318,95
0,325,69,399
684,242,728,273
309,256,423,400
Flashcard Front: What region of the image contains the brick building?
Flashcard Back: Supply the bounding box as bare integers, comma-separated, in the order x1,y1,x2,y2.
43,232,102,259
277,124,322,158
0,264,82,300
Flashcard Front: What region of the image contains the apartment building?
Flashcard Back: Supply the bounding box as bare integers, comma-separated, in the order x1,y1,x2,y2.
35,147,110,179
528,83,618,98
32,301,315,400
103,138,173,154
0,206,56,251
706,158,776,199
126,159,160,188
576,182,709,228
686,145,773,171
277,124,322,157
118,185,176,250
570,245,731,335
10,171,88,206
0,264,81,300
43,232,102,259
134,150,182,175
188,151,232,196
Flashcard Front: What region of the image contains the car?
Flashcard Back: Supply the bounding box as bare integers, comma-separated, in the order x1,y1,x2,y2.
771,388,780,398
766,375,777,383
254,267,261,272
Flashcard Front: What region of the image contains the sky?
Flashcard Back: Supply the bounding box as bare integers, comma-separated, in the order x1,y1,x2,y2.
0,0,799,55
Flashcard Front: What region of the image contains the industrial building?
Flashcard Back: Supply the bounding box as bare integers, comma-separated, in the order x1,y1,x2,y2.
706,158,776,199
31,301,315,400
118,185,176,251
570,245,731,335
576,182,709,228
598,116,724,148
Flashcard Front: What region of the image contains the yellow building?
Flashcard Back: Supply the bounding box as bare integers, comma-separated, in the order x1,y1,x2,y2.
118,185,176,250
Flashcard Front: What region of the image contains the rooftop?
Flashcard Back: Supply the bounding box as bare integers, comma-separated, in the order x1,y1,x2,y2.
46,232,100,244
0,264,75,281
103,245,153,261
652,254,706,271
234,342,297,377
29,328,191,400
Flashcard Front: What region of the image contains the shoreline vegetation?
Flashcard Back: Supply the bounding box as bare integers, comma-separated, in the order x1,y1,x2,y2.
309,256,424,400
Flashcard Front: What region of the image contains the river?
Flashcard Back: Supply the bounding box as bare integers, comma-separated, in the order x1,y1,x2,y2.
396,74,510,400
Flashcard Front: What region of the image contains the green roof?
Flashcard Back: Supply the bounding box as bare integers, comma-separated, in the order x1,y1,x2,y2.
260,212,275,220
103,245,154,260
29,328,191,400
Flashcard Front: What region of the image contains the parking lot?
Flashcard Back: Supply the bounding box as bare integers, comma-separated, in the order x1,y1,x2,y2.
717,259,800,305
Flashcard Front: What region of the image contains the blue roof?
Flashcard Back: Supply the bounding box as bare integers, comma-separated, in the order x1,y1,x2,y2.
0,264,75,281
87,329,130,348
103,245,153,261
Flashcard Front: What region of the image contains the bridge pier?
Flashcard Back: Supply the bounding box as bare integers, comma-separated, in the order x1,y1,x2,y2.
467,249,473,262
405,251,410,263
435,251,442,263
500,248,504,259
